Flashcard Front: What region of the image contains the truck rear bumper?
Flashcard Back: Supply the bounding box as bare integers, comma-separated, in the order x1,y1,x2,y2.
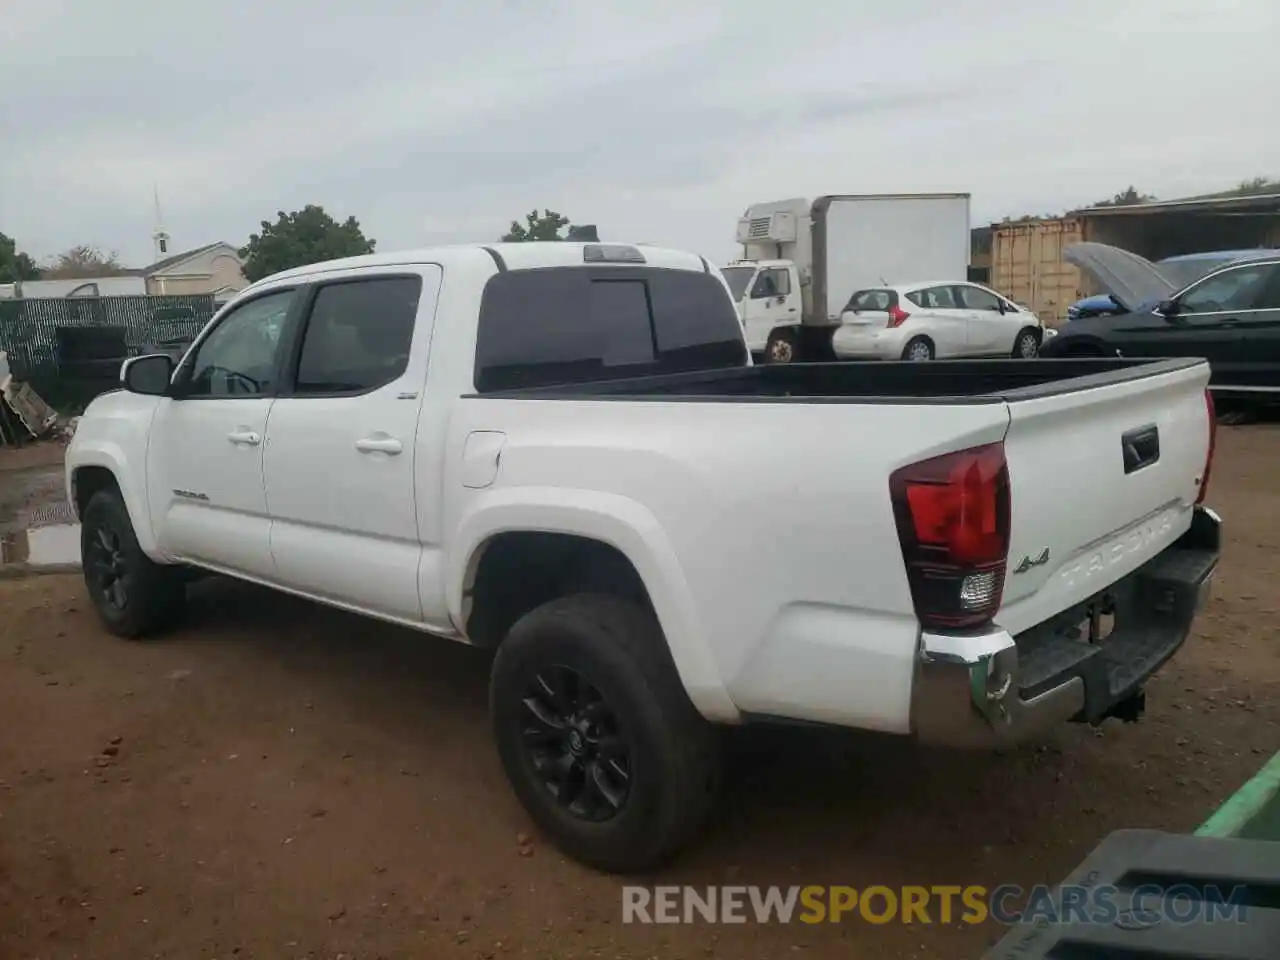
911,506,1221,749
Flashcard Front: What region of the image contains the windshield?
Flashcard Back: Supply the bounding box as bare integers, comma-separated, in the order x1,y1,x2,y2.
721,267,755,301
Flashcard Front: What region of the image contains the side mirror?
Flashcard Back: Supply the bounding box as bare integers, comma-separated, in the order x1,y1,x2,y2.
120,354,174,396
1156,299,1181,318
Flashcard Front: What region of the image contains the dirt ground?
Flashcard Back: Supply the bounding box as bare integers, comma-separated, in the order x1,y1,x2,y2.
0,428,1277,960
0,441,67,535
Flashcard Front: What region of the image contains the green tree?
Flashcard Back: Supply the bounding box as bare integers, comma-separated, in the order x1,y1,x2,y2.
240,204,376,283
1222,176,1280,197
42,244,132,279
1093,186,1157,207
502,209,572,242
0,232,41,283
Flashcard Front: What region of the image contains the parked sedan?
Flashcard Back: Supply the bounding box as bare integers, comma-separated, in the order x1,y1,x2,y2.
1042,242,1280,392
832,281,1044,361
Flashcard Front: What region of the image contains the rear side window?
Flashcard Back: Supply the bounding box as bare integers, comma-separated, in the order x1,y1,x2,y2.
914,286,958,309
845,289,897,312
474,267,747,392
294,276,422,394
955,285,1001,311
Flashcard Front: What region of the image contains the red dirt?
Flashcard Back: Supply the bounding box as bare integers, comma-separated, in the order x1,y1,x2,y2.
1,427,1277,959
0,440,67,533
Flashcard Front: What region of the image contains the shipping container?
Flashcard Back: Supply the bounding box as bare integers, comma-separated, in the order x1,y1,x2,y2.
990,218,1086,328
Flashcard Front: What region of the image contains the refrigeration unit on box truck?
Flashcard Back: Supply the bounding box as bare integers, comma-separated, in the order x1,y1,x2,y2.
721,193,971,362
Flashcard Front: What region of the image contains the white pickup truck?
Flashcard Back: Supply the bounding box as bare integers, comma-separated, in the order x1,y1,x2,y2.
65,241,1221,873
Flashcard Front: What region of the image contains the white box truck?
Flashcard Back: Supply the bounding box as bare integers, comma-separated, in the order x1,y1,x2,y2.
721,194,971,362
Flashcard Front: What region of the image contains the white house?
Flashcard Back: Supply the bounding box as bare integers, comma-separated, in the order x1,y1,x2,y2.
142,241,248,304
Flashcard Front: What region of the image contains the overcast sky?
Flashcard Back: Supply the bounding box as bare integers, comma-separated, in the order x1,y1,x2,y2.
3,0,1278,268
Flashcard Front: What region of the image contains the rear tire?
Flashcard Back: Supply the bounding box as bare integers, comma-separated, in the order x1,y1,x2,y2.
1013,328,1040,358
490,594,720,874
764,328,797,364
902,337,934,361
81,489,186,639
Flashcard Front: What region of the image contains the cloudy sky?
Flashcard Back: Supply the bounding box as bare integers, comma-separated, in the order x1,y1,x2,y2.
2,0,1278,268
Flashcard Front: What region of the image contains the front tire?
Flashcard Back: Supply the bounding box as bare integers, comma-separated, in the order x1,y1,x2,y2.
490,594,720,874
1013,328,1040,358
81,489,186,639
764,328,797,364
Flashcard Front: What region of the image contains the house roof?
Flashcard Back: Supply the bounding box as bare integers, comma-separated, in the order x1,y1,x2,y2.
143,241,240,275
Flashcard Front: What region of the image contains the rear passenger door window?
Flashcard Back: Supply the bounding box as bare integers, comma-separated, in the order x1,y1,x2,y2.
954,285,1001,312
918,286,958,310
292,276,423,395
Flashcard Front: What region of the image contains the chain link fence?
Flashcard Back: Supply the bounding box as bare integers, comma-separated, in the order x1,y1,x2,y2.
0,294,215,409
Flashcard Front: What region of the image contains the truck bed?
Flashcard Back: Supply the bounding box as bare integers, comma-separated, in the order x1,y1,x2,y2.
471,357,1203,403
465,351,1214,651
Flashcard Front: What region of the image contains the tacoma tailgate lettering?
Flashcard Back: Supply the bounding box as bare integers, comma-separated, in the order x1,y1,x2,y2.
1056,509,1176,594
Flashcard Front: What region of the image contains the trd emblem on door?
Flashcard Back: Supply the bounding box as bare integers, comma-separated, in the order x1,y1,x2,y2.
1013,548,1050,574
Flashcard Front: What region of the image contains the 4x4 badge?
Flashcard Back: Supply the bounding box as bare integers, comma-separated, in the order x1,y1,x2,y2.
1013,548,1050,574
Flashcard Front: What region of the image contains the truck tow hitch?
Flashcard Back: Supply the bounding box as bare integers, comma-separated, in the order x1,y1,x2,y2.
1100,689,1146,724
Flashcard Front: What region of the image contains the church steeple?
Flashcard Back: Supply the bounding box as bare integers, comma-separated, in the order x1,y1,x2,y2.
152,184,171,260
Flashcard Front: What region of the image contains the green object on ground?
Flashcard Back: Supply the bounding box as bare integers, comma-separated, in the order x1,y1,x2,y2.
1196,750,1280,840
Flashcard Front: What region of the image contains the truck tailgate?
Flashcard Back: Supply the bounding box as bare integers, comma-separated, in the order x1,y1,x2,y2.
997,360,1212,635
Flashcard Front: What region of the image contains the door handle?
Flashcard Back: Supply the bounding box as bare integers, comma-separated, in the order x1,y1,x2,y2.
227,430,261,446
355,437,403,455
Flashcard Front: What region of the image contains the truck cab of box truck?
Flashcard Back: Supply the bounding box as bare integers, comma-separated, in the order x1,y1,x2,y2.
720,258,804,359
723,198,814,363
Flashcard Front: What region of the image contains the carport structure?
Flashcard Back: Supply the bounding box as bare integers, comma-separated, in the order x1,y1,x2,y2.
991,192,1280,325
1074,191,1280,263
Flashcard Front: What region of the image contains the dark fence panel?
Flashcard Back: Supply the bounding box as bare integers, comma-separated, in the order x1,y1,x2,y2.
0,294,216,409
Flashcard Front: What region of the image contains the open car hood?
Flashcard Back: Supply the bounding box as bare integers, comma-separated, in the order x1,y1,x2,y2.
1063,242,1177,314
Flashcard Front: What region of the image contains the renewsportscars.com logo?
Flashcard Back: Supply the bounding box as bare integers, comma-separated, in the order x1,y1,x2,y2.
621,883,1249,926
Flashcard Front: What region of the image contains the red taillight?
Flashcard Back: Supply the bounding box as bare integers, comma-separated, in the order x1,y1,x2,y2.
887,305,910,328
1197,388,1216,505
890,442,1011,630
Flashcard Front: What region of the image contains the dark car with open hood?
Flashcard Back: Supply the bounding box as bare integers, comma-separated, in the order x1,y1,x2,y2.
1042,242,1280,393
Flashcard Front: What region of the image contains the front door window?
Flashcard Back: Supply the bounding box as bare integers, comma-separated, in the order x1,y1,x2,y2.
183,290,295,397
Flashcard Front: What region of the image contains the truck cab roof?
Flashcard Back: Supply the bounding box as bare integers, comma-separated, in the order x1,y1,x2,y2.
252,242,715,291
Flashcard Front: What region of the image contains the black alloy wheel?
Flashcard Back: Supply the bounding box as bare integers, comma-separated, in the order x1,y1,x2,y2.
80,488,186,638
84,521,131,613
519,664,633,821
490,593,721,873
